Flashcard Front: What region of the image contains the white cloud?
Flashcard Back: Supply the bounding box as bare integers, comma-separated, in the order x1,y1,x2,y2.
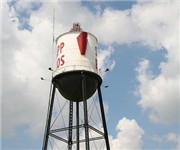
110,117,144,150
165,132,179,143
2,1,52,138
152,132,180,150
131,1,179,50
93,8,139,45
136,58,180,123
166,132,180,150
98,46,115,77
134,1,180,124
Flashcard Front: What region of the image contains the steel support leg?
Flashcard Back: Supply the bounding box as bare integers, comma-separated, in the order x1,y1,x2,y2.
82,73,90,150
98,86,110,150
68,101,73,150
76,101,80,150
83,100,90,150
42,84,56,150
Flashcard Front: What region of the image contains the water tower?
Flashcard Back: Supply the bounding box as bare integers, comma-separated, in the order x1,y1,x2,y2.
42,23,110,150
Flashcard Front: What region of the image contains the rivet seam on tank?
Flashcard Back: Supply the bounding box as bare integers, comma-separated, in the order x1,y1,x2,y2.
77,32,88,55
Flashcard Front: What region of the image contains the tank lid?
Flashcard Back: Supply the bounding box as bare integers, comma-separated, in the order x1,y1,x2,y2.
69,22,83,32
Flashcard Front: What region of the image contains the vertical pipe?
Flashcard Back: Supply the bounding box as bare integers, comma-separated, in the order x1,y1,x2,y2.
42,84,56,150
68,101,73,150
76,101,80,150
81,72,90,150
98,86,110,150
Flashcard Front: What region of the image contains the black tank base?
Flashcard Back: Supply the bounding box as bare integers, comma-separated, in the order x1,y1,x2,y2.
52,71,102,102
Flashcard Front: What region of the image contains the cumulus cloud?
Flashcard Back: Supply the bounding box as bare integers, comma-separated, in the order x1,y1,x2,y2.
166,133,180,150
110,117,144,150
132,1,179,50
2,1,52,137
93,8,139,45
98,46,115,77
136,58,180,124
134,1,180,124
152,132,180,150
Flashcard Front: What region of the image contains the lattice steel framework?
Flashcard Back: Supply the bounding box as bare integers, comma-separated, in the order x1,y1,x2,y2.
42,72,110,150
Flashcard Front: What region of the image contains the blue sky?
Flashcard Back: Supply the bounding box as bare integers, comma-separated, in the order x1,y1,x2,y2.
1,0,180,150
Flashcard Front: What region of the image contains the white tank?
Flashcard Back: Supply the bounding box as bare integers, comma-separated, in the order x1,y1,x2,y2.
53,31,98,77
53,23,102,101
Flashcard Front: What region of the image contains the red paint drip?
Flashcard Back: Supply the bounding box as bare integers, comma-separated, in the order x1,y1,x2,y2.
77,32,87,55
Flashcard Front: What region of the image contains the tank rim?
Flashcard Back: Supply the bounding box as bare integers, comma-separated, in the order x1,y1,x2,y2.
52,70,102,86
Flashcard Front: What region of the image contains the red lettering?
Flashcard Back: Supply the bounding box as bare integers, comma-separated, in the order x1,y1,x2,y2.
57,55,65,68
57,42,64,57
57,58,61,68
61,55,65,66
56,42,65,68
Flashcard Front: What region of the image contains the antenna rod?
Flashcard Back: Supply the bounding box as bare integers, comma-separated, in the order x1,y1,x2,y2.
50,7,55,76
